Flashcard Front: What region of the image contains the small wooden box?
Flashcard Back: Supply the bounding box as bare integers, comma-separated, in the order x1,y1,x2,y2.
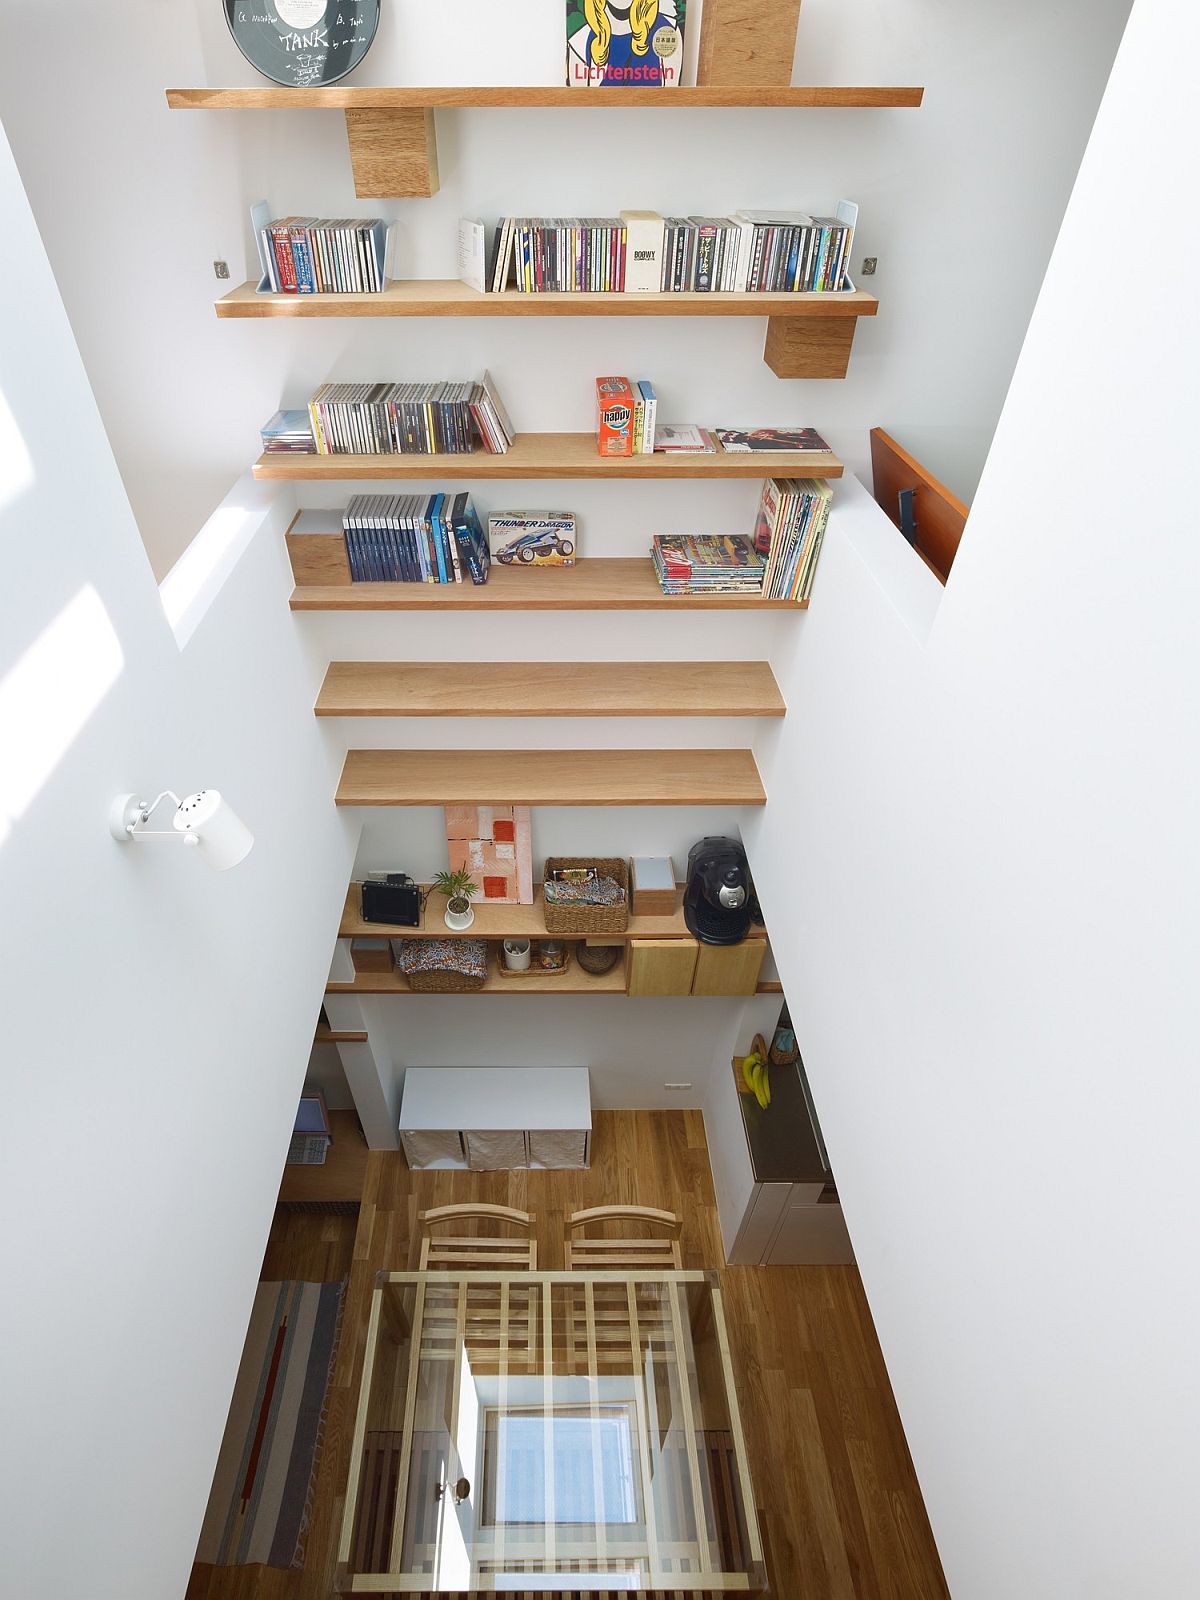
630,856,677,917
351,937,394,974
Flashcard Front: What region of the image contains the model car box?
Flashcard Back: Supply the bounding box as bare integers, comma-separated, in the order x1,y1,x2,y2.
488,511,577,566
596,376,635,456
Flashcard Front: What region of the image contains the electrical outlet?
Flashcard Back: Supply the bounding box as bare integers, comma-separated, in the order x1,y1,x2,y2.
663,1082,693,1090
861,257,878,276
213,259,230,280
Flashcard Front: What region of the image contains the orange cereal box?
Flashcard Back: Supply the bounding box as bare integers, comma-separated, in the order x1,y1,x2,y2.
596,375,635,457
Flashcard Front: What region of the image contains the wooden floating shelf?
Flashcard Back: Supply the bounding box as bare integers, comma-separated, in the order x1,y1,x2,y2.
314,1024,368,1044
257,433,842,482
335,748,767,807
338,885,767,944
289,553,807,612
217,279,877,321
167,85,924,110
316,660,786,719
328,949,630,997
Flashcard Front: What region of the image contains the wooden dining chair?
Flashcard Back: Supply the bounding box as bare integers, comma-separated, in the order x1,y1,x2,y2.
416,1203,537,1270
565,1205,684,1270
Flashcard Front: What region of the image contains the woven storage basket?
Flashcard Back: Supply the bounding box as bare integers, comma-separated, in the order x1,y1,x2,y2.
391,937,489,993
575,942,622,976
542,857,630,935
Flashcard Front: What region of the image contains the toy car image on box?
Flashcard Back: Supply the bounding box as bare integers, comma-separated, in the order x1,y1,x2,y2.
488,512,577,566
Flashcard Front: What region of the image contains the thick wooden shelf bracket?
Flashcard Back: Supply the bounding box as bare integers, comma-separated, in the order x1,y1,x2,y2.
764,314,860,379
344,107,439,198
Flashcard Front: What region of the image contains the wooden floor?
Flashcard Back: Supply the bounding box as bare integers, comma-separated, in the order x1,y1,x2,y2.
187,1111,947,1600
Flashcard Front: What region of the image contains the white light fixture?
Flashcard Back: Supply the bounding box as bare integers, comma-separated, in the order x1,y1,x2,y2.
109,789,254,871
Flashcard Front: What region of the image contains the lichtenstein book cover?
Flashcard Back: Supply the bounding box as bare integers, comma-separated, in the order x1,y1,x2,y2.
566,1,686,88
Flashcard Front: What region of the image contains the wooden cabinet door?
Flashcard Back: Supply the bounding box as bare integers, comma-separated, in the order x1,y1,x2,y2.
691,940,767,996
627,937,699,996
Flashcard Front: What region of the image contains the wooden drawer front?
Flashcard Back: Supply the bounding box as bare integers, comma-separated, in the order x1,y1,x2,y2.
627,937,699,996
692,940,767,996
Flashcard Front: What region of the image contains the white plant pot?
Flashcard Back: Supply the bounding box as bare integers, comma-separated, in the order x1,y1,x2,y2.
444,900,474,931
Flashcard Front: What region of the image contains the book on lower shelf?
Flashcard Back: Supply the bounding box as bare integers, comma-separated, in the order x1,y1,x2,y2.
754,478,834,602
651,535,766,595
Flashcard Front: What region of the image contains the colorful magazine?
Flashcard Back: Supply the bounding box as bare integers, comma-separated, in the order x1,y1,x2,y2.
716,427,831,453
566,1,686,88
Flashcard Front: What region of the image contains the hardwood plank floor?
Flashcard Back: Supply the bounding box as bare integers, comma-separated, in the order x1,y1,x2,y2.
187,1111,946,1600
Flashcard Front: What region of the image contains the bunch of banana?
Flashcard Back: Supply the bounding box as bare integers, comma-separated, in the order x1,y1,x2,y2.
741,1045,772,1110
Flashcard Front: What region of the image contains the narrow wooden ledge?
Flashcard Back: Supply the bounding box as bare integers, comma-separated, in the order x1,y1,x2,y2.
316,661,786,718
166,86,924,110
256,433,842,481
217,279,877,321
336,748,767,807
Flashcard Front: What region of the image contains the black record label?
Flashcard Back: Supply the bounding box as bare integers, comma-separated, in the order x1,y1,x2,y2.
224,1,380,87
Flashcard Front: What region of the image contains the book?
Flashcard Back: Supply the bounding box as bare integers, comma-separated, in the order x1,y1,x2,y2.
651,534,765,595
637,381,657,454
715,427,831,453
752,477,835,600
653,423,717,453
567,1,687,88
458,217,487,293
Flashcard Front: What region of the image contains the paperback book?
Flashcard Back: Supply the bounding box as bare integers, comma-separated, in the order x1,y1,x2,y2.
566,1,687,88
752,477,835,602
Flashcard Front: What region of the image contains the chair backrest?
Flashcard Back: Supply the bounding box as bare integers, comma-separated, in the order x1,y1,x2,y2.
417,1202,537,1271
565,1205,683,1271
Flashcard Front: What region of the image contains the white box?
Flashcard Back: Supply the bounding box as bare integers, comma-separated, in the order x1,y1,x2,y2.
621,210,666,293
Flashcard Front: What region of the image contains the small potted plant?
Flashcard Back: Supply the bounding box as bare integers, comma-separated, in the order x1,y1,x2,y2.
432,867,480,931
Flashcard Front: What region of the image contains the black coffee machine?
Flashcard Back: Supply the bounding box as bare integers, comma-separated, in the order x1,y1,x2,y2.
683,837,754,945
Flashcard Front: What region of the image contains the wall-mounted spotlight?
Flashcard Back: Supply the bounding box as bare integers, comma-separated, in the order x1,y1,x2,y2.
109,790,253,871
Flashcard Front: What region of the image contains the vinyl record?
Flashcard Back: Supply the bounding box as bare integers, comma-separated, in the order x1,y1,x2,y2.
224,0,380,88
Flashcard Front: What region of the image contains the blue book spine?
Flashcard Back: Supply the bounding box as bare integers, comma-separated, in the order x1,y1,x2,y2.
429,493,448,583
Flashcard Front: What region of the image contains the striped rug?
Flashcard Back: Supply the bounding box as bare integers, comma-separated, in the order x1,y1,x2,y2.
196,1279,345,1568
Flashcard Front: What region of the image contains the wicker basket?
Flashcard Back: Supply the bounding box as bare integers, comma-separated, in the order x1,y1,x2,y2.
575,942,622,976
391,937,489,993
542,857,630,936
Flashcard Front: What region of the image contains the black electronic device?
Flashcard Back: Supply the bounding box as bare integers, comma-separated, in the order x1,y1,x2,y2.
683,837,753,945
361,873,421,927
224,0,379,88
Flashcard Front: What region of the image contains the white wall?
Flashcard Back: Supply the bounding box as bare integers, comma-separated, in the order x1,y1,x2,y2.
742,1,1200,1593
0,126,357,1600
0,0,1130,575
